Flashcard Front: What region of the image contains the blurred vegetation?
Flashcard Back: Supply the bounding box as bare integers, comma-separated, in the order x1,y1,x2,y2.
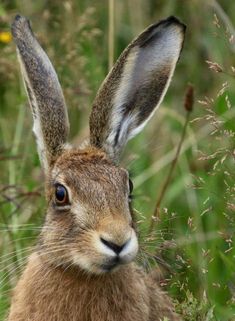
0,0,235,320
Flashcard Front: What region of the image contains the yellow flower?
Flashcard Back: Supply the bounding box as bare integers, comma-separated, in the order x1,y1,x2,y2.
0,31,12,44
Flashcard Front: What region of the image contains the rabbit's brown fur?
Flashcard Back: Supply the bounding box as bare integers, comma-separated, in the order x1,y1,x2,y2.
7,14,185,321
9,253,179,321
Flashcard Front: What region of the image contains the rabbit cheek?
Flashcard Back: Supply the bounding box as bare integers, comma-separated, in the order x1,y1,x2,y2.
70,234,105,274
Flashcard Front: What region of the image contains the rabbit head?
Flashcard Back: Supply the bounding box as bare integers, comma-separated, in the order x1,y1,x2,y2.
11,15,185,275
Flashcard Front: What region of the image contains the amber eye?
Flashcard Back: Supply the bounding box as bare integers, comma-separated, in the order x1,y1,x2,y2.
55,184,69,205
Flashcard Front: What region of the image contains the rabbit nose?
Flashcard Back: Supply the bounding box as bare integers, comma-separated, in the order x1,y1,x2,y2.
100,237,130,255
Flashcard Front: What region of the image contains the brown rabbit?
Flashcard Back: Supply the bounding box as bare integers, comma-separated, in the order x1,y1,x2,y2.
7,14,186,321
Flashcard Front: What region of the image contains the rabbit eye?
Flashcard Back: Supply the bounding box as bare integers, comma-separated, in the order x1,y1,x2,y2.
55,184,69,205
128,179,134,203
129,179,133,194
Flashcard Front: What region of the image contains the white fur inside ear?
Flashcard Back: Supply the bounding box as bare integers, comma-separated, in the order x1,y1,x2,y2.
17,50,48,170
106,47,139,150
106,23,183,152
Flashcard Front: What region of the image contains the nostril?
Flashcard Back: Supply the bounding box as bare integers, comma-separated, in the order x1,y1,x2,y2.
100,237,129,255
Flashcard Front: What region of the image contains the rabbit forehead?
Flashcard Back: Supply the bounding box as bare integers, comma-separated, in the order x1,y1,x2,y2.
49,148,129,208
51,147,127,179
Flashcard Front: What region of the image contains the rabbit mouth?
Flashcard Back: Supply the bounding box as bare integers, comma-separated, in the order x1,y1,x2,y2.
100,256,121,272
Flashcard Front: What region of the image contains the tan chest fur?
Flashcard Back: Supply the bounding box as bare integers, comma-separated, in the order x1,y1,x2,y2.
8,254,151,321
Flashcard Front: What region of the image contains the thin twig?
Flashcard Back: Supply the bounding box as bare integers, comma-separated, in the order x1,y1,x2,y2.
148,85,194,234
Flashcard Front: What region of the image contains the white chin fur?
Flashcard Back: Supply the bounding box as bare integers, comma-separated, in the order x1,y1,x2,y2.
71,254,113,275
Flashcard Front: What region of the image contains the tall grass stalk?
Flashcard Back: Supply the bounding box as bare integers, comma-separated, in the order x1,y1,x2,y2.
148,110,192,234
148,85,194,234
108,0,114,70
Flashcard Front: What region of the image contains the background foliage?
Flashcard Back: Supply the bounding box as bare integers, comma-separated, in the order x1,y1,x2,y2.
0,0,235,320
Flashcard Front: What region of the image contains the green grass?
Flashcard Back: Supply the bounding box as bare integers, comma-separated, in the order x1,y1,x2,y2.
0,1,235,320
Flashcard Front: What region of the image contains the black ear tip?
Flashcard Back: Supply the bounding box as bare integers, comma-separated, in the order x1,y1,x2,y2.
166,16,182,24
14,14,22,21
137,16,186,48
12,14,28,26
11,14,32,39
165,16,186,32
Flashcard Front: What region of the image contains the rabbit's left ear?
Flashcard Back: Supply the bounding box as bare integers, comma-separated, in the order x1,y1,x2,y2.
90,16,186,163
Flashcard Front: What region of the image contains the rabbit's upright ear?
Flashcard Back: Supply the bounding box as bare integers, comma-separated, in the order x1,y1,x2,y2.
90,17,186,163
11,15,70,171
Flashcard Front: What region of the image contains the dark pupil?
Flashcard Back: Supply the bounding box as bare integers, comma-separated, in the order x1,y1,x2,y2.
56,186,66,202
129,179,133,194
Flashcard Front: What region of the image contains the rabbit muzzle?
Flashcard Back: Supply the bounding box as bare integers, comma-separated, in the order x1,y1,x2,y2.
69,221,138,274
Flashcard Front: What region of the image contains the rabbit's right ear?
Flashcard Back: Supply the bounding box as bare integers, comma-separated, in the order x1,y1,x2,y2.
90,17,186,163
11,15,70,171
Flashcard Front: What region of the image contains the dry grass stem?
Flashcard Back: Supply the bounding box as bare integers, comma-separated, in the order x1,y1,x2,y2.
148,85,194,234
